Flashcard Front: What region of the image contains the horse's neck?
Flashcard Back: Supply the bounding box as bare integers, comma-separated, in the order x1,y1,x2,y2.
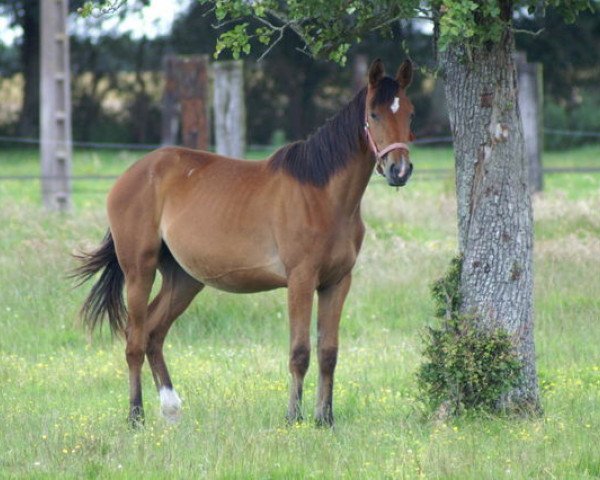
325,150,375,216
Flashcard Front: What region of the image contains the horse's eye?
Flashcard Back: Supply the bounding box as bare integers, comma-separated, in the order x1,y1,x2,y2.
370,112,378,120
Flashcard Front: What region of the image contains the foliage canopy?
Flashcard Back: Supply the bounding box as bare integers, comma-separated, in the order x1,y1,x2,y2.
200,0,595,64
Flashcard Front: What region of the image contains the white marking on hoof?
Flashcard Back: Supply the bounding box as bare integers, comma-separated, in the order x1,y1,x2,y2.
391,96,400,113
159,387,182,423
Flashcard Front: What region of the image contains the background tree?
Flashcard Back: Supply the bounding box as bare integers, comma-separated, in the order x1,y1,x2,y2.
0,1,42,137
2,1,597,146
208,0,595,414
516,9,600,149
0,0,154,139
168,2,441,143
170,2,345,143
516,9,600,102
70,33,166,143
0,0,101,137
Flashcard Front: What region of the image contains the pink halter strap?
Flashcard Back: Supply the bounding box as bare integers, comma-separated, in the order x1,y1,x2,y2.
363,108,410,175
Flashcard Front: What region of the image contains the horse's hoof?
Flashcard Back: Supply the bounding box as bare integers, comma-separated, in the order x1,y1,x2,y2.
314,415,334,428
285,412,303,426
160,387,182,424
128,407,145,429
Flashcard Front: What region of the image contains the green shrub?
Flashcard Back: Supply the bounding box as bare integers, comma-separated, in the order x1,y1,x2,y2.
417,256,522,415
544,89,600,150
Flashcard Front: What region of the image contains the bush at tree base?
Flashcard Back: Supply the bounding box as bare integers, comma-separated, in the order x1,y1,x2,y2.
417,256,523,416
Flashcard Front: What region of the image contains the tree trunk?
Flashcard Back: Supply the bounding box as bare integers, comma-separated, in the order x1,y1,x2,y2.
18,0,40,137
441,31,541,413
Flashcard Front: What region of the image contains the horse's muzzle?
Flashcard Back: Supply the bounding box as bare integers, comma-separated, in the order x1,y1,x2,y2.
388,160,413,187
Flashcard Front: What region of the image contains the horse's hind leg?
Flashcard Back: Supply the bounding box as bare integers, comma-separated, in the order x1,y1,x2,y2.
119,243,160,426
145,248,203,422
315,274,351,426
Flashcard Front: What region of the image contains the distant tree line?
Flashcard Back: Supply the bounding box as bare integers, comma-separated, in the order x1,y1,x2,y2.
0,1,598,147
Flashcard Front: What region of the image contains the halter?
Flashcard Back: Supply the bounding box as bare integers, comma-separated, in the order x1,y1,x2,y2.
364,108,410,175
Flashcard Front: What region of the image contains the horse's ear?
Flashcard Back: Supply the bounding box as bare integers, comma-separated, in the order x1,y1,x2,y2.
396,59,413,89
368,59,385,88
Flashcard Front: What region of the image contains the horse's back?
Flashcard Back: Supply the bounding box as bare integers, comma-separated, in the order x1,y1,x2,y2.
106,145,362,293
107,146,288,292
108,146,272,217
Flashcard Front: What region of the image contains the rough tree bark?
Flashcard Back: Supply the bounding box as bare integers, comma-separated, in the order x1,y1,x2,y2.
440,30,541,412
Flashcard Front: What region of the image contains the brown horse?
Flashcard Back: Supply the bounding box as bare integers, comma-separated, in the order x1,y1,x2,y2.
74,59,414,427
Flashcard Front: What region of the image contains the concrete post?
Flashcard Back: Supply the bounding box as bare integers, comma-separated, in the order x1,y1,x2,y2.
40,0,72,211
517,53,544,193
213,60,246,158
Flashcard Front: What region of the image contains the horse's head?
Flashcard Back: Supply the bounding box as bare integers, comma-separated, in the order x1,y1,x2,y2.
364,59,415,187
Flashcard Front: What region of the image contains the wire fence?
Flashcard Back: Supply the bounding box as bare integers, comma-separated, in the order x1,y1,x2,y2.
1,128,599,187
3,126,600,150
2,134,455,150
543,128,600,139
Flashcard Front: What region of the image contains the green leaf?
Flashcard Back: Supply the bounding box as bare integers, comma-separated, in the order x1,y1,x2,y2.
207,0,590,60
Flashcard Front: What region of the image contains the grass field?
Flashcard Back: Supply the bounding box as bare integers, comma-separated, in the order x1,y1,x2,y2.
1,145,599,478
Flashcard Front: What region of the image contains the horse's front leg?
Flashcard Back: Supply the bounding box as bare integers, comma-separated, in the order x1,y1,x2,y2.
286,270,317,423
315,274,352,426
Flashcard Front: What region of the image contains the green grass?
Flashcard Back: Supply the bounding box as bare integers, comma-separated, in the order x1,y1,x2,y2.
0,146,599,478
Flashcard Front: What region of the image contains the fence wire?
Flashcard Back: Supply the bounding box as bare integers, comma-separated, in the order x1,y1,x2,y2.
1,129,599,187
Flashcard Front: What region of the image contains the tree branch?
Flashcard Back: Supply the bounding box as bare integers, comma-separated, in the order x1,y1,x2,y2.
265,9,306,39
212,17,243,30
257,24,286,62
512,27,544,36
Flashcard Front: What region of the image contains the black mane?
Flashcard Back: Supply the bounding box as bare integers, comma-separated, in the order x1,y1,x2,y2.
268,77,400,187
268,88,366,187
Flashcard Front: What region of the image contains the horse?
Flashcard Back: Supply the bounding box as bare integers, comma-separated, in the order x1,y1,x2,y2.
73,58,415,427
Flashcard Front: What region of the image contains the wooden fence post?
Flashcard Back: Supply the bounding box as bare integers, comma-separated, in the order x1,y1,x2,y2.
213,60,246,158
164,55,210,150
178,55,210,150
517,53,544,193
161,55,179,146
40,0,72,211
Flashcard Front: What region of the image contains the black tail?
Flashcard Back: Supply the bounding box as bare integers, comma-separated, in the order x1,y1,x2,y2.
72,230,126,336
